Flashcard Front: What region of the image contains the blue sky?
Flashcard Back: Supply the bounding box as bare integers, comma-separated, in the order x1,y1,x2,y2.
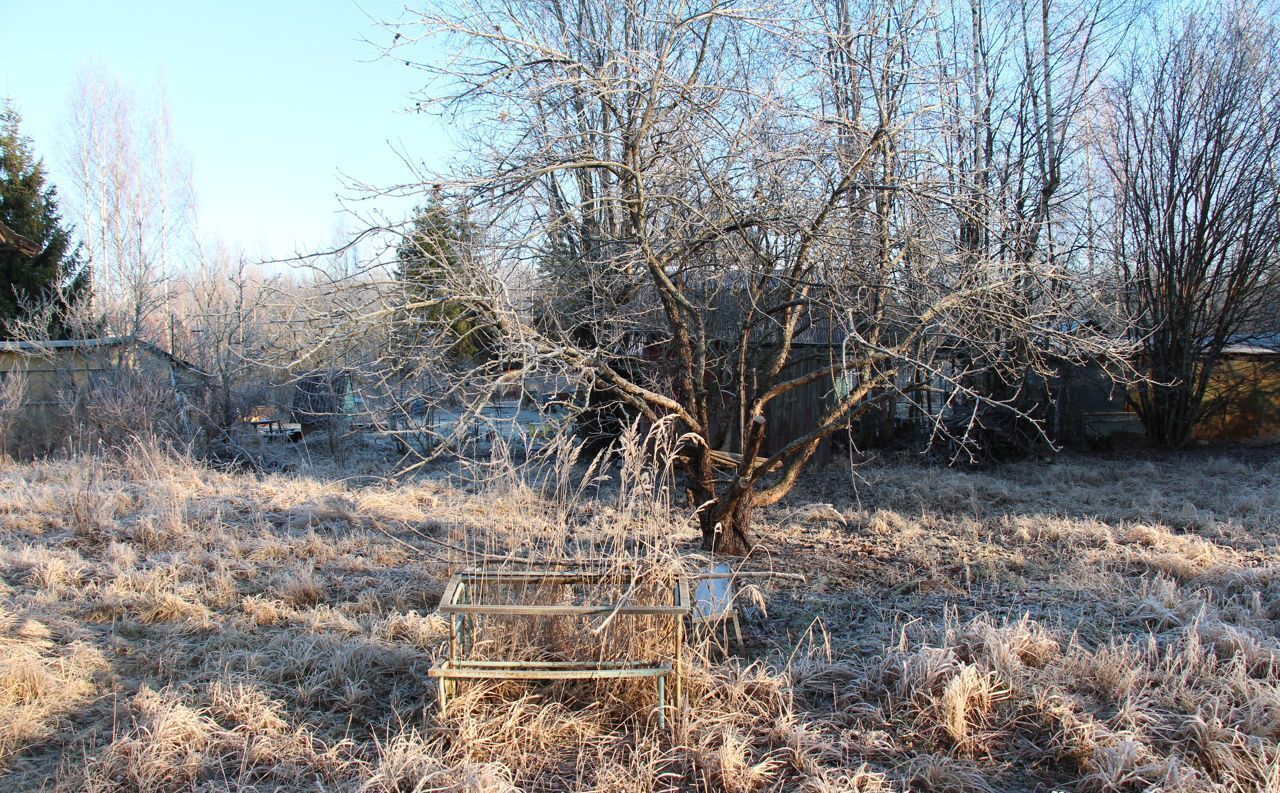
0,0,451,261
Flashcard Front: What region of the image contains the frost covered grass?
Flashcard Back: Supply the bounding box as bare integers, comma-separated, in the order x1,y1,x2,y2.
0,441,1277,791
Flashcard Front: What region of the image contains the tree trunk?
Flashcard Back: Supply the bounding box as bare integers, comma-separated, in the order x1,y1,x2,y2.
686,444,754,555
1140,382,1197,448
700,488,754,556
698,414,767,555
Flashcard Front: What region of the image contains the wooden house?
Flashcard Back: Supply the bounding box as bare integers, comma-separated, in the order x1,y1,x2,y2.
610,282,852,467
1041,335,1280,445
291,371,355,435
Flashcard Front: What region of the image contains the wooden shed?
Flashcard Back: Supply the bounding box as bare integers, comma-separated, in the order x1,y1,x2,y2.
0,336,207,450
618,284,851,467
1192,341,1280,441
291,370,355,435
1046,337,1280,445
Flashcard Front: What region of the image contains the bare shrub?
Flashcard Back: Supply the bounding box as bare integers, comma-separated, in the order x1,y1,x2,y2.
59,367,199,455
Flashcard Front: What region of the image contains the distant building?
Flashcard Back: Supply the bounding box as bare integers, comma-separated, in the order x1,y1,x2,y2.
291,371,355,435
1046,334,1280,445
617,282,852,466
1192,337,1280,441
0,336,207,452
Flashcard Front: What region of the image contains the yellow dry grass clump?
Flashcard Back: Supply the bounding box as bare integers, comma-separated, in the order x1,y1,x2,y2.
0,438,1277,791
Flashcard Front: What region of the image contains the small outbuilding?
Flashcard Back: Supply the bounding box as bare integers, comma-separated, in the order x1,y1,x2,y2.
0,336,207,452
291,370,355,435
1193,338,1280,441
1046,335,1280,445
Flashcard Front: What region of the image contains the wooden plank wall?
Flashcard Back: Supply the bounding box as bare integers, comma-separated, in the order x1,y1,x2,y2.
761,347,836,467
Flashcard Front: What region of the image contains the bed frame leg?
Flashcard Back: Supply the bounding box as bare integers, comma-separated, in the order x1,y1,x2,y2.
657,674,666,731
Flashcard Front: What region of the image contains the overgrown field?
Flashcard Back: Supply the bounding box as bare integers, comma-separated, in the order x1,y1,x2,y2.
2,443,1279,791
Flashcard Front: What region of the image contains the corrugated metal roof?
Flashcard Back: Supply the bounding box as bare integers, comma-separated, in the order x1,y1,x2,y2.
1224,332,1280,354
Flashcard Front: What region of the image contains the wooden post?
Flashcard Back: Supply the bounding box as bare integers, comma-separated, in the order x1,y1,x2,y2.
675,576,689,721
449,614,459,660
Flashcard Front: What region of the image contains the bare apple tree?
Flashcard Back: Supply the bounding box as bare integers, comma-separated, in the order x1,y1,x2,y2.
348,0,1132,554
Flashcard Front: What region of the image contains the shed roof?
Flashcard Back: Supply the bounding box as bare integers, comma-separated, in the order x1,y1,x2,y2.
0,336,135,352
0,336,209,376
1222,344,1280,356
1222,332,1280,357
0,220,40,257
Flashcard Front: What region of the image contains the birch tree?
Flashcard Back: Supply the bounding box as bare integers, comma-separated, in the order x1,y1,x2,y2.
62,67,193,340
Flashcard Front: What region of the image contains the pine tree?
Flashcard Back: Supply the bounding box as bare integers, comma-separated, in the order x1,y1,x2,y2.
0,100,91,339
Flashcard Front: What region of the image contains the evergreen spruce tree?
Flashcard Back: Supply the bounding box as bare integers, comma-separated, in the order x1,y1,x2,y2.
394,195,488,360
0,100,90,339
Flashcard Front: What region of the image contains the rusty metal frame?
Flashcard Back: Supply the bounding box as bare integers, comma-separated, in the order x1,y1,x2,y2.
440,568,689,616
430,659,673,728
434,567,689,730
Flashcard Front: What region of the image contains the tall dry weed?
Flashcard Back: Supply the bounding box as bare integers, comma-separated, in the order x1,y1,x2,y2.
0,441,1277,791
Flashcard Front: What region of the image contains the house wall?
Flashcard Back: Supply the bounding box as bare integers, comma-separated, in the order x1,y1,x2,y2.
1052,354,1280,444
697,344,840,466
0,346,126,428
1048,361,1142,444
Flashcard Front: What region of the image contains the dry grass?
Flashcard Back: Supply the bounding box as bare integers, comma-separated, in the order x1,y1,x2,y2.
0,440,1277,791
